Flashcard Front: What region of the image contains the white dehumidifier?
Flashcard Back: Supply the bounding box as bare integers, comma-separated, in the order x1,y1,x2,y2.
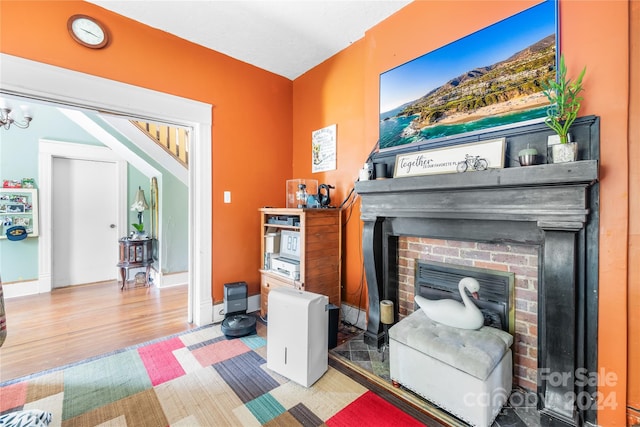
266,287,328,387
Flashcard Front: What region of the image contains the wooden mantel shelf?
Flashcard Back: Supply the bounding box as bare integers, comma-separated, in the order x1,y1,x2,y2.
355,160,598,194
355,160,598,229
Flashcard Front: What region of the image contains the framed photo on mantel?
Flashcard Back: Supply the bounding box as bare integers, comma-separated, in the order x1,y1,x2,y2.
393,138,505,178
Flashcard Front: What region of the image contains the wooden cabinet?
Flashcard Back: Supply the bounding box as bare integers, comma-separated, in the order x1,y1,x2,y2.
259,208,341,318
117,237,154,290
260,272,294,316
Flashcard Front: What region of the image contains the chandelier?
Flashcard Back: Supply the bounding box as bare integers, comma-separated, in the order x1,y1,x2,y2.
0,100,33,130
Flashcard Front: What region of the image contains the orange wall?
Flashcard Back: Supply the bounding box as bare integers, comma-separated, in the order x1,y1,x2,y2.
292,1,631,425
0,0,293,301
1,0,634,424
293,40,369,309
628,1,640,424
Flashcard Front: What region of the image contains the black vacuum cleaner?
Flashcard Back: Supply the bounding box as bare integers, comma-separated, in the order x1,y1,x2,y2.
220,282,256,338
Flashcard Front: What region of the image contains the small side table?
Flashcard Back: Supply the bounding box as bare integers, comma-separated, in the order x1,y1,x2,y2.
117,237,154,290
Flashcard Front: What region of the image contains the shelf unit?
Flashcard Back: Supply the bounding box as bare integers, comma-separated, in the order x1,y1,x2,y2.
259,207,341,317
0,188,39,239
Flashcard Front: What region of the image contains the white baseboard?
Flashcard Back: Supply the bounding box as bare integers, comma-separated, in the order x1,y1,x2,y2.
154,271,188,288
2,269,188,298
248,294,260,314
4,279,364,332
213,297,366,331
340,303,367,331
213,302,225,323
3,280,41,298
194,298,213,327
213,294,261,324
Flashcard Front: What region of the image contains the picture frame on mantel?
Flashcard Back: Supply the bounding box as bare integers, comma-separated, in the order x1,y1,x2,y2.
393,138,505,178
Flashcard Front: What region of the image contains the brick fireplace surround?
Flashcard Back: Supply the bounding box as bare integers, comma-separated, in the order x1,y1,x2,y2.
355,117,600,426
398,237,539,391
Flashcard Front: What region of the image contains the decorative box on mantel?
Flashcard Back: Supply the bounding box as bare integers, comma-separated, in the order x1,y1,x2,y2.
356,116,599,427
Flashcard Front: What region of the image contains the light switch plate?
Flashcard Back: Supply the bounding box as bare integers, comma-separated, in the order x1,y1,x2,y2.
224,191,231,203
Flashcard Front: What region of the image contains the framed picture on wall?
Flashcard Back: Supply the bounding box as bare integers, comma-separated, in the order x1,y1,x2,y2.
379,0,558,152
312,124,337,173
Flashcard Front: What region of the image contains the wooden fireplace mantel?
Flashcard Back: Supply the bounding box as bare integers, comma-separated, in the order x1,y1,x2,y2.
357,160,598,228
355,159,599,426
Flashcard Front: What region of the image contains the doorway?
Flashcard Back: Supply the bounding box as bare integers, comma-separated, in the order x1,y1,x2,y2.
52,157,120,287
39,140,128,291
1,53,213,325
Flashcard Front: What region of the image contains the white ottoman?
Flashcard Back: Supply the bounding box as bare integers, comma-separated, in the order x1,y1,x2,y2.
389,309,513,427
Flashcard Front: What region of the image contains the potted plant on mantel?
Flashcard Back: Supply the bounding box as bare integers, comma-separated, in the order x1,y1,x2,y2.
541,54,587,163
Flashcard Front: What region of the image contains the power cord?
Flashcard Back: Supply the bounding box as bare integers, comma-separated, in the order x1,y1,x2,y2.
338,138,380,210
339,187,355,209
364,139,380,165
336,139,381,330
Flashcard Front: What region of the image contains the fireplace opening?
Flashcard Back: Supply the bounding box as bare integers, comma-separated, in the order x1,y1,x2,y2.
398,237,538,391
414,260,514,334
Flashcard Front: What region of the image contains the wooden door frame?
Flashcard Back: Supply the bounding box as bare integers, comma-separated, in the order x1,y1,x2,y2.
1,53,213,326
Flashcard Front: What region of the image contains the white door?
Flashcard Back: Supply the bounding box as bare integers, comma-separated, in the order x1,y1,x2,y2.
52,157,119,287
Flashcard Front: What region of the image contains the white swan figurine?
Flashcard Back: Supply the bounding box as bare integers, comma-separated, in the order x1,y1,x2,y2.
415,277,484,330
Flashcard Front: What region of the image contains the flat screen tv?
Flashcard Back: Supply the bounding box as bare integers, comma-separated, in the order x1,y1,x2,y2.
379,0,558,151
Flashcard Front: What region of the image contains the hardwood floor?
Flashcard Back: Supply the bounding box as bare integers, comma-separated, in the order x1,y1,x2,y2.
0,281,194,383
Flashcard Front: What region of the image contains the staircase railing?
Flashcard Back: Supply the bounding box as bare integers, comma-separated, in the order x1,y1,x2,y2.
132,121,189,167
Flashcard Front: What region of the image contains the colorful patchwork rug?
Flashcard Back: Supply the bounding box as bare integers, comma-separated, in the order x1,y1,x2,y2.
0,323,427,426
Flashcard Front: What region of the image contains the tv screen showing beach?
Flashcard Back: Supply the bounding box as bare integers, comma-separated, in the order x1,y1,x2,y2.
379,0,557,151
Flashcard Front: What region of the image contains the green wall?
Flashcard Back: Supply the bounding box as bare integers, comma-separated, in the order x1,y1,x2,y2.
0,100,188,284
0,103,101,283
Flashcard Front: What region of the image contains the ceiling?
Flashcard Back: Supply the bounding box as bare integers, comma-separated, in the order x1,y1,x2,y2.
85,0,412,80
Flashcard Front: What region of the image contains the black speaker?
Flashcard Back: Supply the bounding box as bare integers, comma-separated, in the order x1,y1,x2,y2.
374,162,388,179
327,304,339,349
